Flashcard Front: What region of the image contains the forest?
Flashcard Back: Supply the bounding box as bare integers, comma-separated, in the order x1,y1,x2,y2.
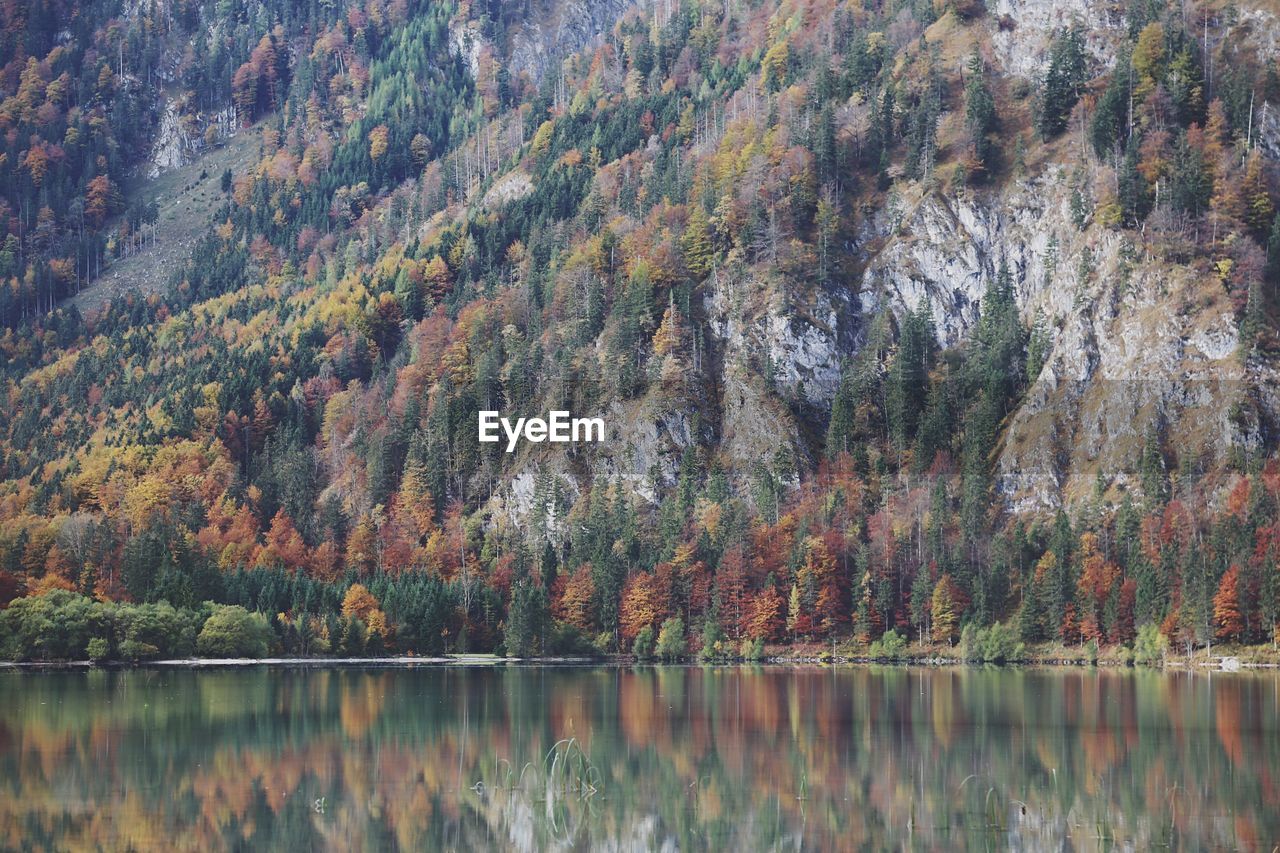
1,0,1279,662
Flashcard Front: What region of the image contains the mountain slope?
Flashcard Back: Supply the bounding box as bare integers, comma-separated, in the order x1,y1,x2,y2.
2,0,1280,657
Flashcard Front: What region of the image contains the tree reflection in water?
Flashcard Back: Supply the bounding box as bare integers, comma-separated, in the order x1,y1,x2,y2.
0,665,1277,850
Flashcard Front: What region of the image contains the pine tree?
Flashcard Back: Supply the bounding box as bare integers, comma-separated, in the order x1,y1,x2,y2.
1132,548,1164,627
1179,548,1212,651
1243,150,1275,235
1140,424,1169,506
1117,138,1151,225
1267,213,1280,283
1090,52,1130,159
1019,553,1053,642
903,73,941,180
816,189,839,285
1025,313,1050,381
826,369,857,459
1166,45,1205,125
1037,26,1087,139
963,52,997,177
1169,131,1212,216
910,564,933,641
716,547,749,640
505,581,549,657
887,304,935,450
1240,277,1264,357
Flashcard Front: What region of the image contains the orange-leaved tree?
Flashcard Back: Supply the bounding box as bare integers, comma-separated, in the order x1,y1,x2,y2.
1213,565,1243,642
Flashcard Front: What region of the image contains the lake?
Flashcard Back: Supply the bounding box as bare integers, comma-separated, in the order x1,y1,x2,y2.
0,665,1277,850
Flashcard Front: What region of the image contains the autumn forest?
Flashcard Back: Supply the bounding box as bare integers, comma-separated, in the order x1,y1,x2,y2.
2,0,1280,664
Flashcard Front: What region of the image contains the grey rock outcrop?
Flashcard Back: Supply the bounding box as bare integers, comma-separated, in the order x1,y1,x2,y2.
855,166,1275,512
508,0,643,82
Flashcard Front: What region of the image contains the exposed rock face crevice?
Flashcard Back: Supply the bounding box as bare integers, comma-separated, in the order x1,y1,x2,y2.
989,0,1123,78
855,166,1274,512
148,101,189,178
507,0,643,82
147,103,235,178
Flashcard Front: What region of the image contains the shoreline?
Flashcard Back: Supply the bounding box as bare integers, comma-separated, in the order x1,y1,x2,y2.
2,651,1279,670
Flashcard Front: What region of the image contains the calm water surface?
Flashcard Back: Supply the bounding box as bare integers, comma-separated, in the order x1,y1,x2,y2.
1,665,1278,850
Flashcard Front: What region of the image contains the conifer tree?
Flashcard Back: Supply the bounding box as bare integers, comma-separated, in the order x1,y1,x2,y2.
963,52,997,177
910,564,933,641
1037,26,1087,139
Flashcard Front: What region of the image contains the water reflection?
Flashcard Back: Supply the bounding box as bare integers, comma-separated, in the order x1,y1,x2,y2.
0,665,1277,850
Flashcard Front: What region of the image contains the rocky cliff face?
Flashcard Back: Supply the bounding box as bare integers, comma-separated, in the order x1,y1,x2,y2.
857,165,1274,512
508,0,643,82
147,102,235,178
989,0,1122,78
486,157,1273,523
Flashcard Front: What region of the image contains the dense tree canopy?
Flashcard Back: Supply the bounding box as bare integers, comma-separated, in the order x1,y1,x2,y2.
1,0,1279,661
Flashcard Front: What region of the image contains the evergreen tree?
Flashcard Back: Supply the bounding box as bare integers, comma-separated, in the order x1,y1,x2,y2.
887,304,936,451
1169,131,1212,216
1037,27,1088,139
910,565,933,641
826,369,857,459
1116,138,1151,225
1090,54,1131,159
963,52,997,176
504,581,550,657
1140,423,1169,506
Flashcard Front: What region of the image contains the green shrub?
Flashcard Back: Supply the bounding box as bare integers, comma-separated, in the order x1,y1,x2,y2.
548,622,598,656
979,622,1025,664
0,592,124,661
633,625,655,660
869,629,908,660
655,616,685,661
959,623,1026,664
118,639,161,661
740,637,765,661
0,591,100,661
86,637,110,662
1133,623,1167,666
697,619,724,662
959,624,980,661
117,601,198,658
196,605,271,658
